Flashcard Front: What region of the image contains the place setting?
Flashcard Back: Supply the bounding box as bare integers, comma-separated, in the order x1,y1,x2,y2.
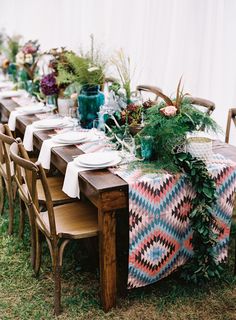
8,103,45,130
63,150,122,198
23,116,76,151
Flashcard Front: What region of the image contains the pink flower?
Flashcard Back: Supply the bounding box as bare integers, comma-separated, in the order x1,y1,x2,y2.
160,105,177,117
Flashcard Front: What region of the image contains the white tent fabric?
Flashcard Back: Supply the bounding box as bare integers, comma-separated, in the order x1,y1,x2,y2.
0,0,236,143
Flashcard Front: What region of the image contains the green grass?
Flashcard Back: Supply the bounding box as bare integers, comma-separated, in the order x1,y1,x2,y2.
0,202,236,320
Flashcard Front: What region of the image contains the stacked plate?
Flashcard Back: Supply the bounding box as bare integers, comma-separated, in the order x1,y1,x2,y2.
0,90,24,98
33,118,69,129
18,104,45,115
52,131,91,144
74,151,121,168
0,81,14,89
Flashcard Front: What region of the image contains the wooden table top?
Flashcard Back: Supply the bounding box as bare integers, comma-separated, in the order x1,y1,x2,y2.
1,97,236,194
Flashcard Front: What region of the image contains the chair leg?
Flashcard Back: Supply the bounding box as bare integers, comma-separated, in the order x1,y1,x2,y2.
7,182,14,235
54,261,62,316
51,240,70,316
0,176,5,215
18,199,26,239
34,228,43,275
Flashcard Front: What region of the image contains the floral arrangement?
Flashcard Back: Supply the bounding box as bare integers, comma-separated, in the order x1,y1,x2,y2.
0,34,22,79
40,73,59,96
56,35,105,90
56,51,105,89
138,78,220,165
120,99,154,126
16,40,40,80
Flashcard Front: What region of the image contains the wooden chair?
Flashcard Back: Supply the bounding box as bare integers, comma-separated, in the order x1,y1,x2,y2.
225,108,236,143
136,85,163,103
0,124,16,234
186,96,215,115
10,140,98,315
0,124,73,236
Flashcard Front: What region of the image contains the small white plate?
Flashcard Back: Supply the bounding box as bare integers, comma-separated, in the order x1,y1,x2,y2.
74,151,119,166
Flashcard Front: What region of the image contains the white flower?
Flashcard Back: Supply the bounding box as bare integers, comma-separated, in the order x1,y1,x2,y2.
25,53,33,64
16,52,25,65
88,66,99,72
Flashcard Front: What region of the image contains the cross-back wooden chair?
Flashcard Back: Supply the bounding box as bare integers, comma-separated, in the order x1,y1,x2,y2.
186,96,215,115
0,123,17,234
10,140,98,315
136,85,163,103
225,108,236,143
0,124,73,237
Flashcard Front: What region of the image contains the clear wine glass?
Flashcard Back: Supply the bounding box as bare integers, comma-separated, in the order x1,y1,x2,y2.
69,107,80,131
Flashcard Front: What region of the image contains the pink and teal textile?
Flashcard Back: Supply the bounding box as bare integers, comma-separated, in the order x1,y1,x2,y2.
114,155,236,289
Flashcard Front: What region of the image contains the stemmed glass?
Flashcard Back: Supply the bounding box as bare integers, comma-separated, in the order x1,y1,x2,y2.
68,107,80,131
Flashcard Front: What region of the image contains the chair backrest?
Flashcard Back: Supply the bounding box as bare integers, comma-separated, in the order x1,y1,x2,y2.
225,108,236,143
136,85,163,103
186,96,215,115
9,141,56,239
0,124,16,181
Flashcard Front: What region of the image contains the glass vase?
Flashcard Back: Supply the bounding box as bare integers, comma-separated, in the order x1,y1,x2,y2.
78,85,105,128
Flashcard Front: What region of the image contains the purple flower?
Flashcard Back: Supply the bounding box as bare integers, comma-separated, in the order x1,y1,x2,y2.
22,40,39,55
40,73,59,96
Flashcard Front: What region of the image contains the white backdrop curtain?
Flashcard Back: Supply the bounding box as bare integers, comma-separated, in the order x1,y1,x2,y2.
0,0,236,143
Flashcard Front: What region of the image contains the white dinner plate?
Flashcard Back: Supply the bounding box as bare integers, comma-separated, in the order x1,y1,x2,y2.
19,105,45,114
74,151,120,166
74,156,121,168
55,131,89,142
0,81,14,89
0,90,24,98
33,118,65,129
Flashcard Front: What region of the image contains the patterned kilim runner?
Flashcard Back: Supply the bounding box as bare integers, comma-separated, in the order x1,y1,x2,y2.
113,155,236,289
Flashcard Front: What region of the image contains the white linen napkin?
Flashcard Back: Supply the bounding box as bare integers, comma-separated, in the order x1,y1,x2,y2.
37,139,66,170
23,124,46,151
62,161,94,198
8,110,22,131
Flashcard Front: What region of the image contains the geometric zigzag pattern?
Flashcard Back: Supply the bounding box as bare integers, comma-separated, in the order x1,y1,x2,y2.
114,155,236,289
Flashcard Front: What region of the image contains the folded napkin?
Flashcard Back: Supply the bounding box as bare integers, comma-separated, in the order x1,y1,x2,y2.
23,124,46,151
8,110,22,131
37,139,66,170
62,161,95,198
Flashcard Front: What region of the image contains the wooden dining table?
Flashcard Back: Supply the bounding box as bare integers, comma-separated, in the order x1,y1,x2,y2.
1,98,236,312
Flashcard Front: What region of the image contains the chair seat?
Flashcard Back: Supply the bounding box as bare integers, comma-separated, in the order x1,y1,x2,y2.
37,177,71,204
38,202,98,239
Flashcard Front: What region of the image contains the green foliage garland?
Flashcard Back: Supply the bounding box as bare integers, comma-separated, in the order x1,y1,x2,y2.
174,152,223,283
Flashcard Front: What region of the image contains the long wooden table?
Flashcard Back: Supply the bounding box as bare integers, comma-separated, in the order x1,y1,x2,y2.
1,98,236,312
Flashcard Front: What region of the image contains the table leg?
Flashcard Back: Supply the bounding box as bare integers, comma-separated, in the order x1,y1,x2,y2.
98,209,116,312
